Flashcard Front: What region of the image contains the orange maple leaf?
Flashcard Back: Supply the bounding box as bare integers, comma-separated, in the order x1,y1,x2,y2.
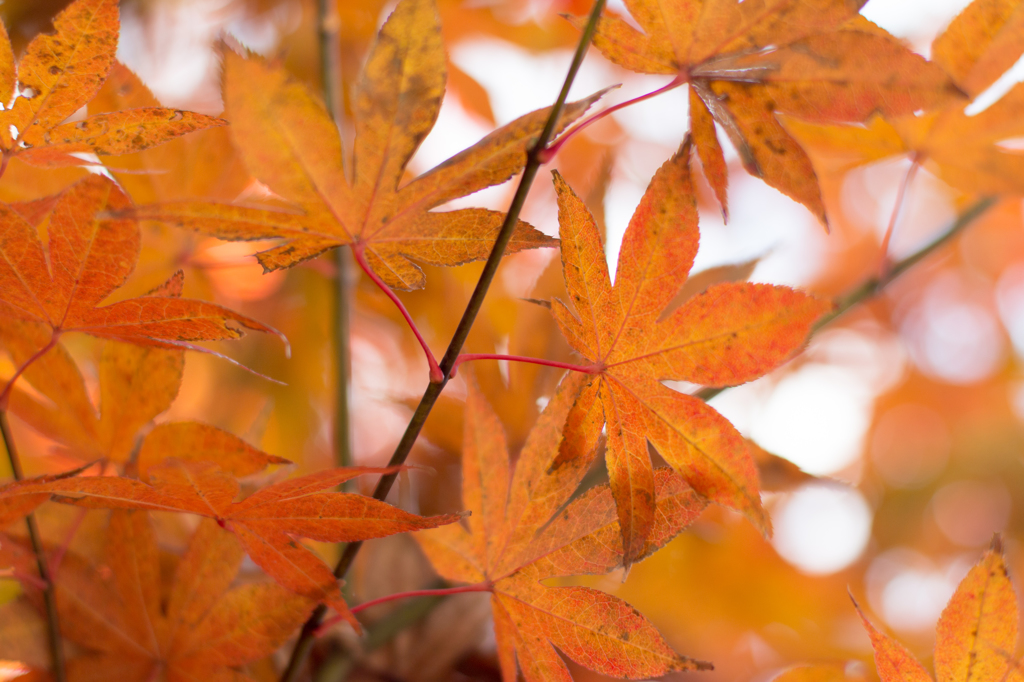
0,464,90,529
1,331,291,477
579,0,957,223
0,0,224,171
129,0,604,290
785,0,1024,198
856,538,1020,682
0,175,281,406
416,377,711,682
89,61,251,204
9,460,461,628
2,511,316,681
548,141,830,561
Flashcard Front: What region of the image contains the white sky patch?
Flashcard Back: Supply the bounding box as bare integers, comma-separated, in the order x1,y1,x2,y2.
751,365,875,476
772,484,873,575
965,53,1024,116
711,327,902,478
451,39,617,125
842,159,956,256
862,0,972,56
407,87,494,179
608,74,690,145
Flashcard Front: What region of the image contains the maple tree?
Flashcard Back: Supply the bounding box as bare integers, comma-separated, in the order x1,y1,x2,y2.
0,0,1023,680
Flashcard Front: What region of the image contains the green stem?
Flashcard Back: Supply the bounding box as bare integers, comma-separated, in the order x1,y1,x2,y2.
694,196,997,403
278,2,608,679
0,411,66,682
317,0,353,473
333,250,353,471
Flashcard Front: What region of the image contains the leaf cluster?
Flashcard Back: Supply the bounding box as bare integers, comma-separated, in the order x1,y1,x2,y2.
1,0,1023,680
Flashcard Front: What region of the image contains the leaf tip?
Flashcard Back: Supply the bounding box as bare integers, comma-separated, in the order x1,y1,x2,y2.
848,588,870,623
519,297,552,309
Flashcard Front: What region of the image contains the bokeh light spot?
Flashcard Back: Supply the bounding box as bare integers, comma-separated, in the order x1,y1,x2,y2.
866,548,970,632
901,273,1006,384
932,480,1011,547
772,485,872,575
752,365,874,475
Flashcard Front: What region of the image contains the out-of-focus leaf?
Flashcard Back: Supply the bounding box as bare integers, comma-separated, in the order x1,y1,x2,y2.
1,511,315,680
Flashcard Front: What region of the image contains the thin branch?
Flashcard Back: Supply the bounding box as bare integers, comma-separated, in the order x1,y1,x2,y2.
334,249,354,471
879,156,920,277
0,332,59,411
538,75,685,163
0,411,66,682
351,582,491,614
278,2,608,678
452,353,599,377
312,582,450,682
317,0,354,473
694,196,997,403
315,582,491,635
351,244,443,382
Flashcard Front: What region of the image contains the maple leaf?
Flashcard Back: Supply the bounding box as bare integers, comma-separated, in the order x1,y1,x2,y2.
549,142,830,562
0,0,224,170
1,331,186,463
2,510,316,681
0,175,281,403
857,538,1020,682
88,61,251,204
6,460,462,628
784,0,1024,198
129,0,605,290
1,329,290,476
579,0,957,223
416,377,712,682
0,464,90,529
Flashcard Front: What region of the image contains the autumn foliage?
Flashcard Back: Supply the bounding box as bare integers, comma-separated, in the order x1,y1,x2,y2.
2,0,1024,681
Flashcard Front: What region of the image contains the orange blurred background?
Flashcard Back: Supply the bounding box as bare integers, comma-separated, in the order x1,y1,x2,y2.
1,0,1022,680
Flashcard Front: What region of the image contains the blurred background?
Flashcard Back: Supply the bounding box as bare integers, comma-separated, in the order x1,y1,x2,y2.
1,0,1022,680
